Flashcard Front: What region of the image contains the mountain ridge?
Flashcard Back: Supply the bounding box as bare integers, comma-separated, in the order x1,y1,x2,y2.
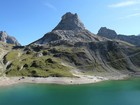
97,27,140,46
32,12,105,45
1,12,140,78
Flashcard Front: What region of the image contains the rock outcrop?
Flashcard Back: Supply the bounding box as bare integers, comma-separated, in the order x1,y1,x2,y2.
97,27,140,46
97,27,117,39
0,31,20,46
53,12,85,31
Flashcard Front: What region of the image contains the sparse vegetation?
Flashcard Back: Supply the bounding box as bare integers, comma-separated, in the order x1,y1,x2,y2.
2,40,140,77
4,48,73,77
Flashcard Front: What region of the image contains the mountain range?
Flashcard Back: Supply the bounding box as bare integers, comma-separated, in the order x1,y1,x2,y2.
97,27,140,46
0,12,140,77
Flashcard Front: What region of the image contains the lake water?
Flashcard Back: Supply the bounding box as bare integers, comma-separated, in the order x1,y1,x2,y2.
0,78,140,105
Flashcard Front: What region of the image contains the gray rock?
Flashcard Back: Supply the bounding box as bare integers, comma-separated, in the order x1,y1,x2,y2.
36,52,43,57
97,27,140,46
0,31,21,46
53,12,85,31
97,27,117,39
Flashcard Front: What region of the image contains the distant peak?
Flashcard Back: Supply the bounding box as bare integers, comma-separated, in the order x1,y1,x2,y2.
53,12,85,31
0,31,21,46
97,27,117,39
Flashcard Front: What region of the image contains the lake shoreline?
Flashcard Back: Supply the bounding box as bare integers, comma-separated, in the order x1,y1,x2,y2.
0,74,129,87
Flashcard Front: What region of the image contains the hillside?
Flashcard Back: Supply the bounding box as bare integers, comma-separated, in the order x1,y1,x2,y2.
1,12,140,77
0,42,14,76
0,32,20,76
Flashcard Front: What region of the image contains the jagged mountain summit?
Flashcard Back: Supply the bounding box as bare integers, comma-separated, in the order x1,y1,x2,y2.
53,12,85,31
0,31,20,46
33,12,104,45
97,27,140,46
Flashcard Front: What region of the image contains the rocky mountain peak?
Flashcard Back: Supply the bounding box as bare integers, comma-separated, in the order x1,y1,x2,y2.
53,12,85,31
97,27,117,39
62,12,78,20
0,31,20,46
0,31,8,42
33,12,105,45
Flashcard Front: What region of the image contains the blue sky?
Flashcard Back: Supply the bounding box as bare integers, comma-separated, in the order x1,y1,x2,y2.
0,0,140,45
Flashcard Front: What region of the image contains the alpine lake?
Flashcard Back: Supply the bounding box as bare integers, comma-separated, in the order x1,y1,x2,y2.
0,78,140,105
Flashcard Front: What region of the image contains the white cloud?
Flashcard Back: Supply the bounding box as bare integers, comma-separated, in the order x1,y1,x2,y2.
44,2,57,11
119,13,140,19
109,0,140,8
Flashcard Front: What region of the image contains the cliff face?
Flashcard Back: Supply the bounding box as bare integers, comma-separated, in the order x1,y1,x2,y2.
0,31,20,46
2,12,140,77
53,12,85,31
97,27,117,39
97,27,140,46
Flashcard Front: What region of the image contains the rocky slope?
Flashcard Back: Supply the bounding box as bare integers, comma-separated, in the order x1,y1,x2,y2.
2,12,140,77
0,31,20,46
0,31,20,76
0,42,14,76
97,27,140,46
0,48,7,75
